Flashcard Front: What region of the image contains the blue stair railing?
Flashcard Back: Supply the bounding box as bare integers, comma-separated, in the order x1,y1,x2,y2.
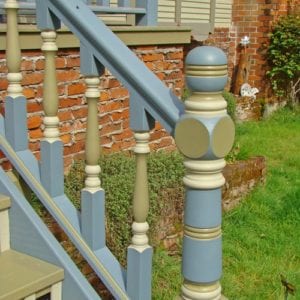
0,0,235,299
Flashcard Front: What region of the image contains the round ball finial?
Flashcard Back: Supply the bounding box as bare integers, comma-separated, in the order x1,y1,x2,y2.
185,46,227,66
185,46,228,93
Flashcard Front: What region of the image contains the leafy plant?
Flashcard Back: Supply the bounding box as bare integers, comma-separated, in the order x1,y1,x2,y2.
223,91,236,121
267,15,300,107
65,151,184,263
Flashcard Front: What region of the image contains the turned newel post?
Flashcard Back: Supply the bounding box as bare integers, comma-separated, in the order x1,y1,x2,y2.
175,46,235,300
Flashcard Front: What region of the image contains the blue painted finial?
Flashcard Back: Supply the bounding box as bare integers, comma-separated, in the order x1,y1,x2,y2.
185,46,228,93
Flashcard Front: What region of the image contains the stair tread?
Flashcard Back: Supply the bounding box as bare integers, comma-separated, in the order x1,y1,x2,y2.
0,250,64,300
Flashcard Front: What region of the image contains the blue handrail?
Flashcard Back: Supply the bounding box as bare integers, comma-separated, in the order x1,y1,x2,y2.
36,0,184,134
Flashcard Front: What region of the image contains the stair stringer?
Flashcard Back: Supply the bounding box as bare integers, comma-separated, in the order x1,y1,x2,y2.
0,167,101,300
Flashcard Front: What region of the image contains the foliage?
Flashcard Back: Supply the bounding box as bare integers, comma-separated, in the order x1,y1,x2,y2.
153,107,300,298
222,91,236,121
267,15,300,107
65,151,184,263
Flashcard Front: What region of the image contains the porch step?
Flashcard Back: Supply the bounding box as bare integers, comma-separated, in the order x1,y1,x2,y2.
0,249,64,300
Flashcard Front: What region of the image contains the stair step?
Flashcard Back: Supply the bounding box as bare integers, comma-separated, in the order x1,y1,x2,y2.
0,250,64,300
0,194,11,253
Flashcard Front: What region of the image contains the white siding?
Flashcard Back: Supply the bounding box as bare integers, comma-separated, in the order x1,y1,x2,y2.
215,0,232,27
158,0,232,27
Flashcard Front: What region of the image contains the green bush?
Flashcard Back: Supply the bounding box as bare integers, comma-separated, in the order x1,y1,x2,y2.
267,15,300,107
65,151,184,263
222,91,236,121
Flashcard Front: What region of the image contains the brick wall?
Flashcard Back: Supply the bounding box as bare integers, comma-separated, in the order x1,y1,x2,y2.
203,0,300,98
0,45,184,171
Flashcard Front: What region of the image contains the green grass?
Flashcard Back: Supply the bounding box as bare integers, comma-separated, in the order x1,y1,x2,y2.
152,107,300,299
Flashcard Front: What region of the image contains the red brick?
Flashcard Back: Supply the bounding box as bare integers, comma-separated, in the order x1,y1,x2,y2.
0,79,8,91
66,57,80,68
22,73,43,86
142,53,164,62
68,83,85,96
59,97,82,108
23,88,36,99
57,70,80,82
29,128,43,139
28,115,42,129
72,107,88,119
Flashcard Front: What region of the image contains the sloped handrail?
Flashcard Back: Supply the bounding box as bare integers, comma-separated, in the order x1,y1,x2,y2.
36,0,184,134
0,123,128,299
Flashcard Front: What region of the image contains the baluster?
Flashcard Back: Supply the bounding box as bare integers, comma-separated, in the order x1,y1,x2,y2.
4,0,27,152
5,0,22,98
40,30,64,197
135,0,158,26
126,131,152,300
81,75,105,250
174,46,235,300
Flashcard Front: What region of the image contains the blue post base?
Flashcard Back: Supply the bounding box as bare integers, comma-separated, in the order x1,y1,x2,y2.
126,246,153,300
4,96,28,151
40,140,64,197
81,189,105,251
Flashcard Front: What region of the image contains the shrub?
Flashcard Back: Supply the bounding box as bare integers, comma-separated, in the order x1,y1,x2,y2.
222,91,236,121
65,151,184,263
267,15,300,107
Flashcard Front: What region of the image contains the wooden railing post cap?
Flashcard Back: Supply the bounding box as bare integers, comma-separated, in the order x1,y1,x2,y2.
185,46,228,93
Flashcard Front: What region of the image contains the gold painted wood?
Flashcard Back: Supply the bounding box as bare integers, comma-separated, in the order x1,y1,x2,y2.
5,0,22,98
0,134,129,299
0,250,63,300
130,132,151,249
41,31,60,141
0,25,191,50
84,77,101,191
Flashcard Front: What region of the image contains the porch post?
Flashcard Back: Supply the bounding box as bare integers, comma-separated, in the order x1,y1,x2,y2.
174,46,235,299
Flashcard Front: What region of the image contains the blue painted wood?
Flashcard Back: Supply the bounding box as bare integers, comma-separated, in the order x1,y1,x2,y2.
40,140,64,198
94,247,126,293
182,236,222,283
184,189,221,228
81,189,106,251
135,0,158,26
96,0,110,6
53,195,81,233
129,91,155,131
4,96,28,152
36,0,184,135
0,168,101,300
0,114,4,136
36,0,61,30
118,0,131,7
80,42,105,76
0,132,128,298
17,150,41,182
126,247,153,300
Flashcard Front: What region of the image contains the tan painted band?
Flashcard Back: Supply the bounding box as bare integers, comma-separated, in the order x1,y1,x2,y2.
184,225,221,240
182,280,221,299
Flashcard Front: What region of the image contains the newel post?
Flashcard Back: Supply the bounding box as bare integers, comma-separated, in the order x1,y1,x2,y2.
174,46,235,299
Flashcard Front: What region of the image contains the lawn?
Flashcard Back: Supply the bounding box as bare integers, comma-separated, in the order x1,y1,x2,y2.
152,108,300,299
